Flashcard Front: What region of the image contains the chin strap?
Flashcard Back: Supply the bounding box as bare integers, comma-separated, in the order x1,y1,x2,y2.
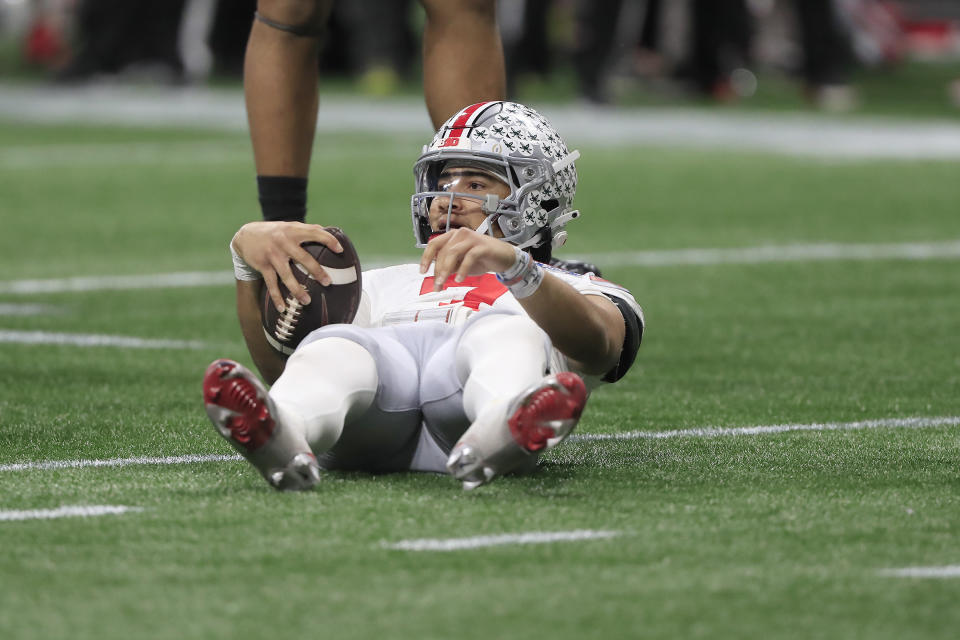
474,215,499,237
475,194,501,237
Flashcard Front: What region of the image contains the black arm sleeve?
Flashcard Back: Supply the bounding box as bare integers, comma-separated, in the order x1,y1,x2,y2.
602,294,643,383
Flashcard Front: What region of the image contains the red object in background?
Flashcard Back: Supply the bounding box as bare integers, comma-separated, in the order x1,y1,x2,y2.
24,19,67,67
901,19,960,59
884,0,960,60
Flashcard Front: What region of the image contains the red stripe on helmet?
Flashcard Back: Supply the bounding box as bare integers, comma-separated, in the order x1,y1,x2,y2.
443,101,491,142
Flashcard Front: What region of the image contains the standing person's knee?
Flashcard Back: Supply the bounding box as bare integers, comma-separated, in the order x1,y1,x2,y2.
255,0,332,36
421,0,497,25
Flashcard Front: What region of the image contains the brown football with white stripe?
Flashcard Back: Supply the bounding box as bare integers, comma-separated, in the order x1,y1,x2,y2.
260,227,362,356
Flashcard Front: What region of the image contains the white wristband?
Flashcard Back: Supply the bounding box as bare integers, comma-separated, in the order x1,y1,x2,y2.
230,237,261,281
496,246,544,299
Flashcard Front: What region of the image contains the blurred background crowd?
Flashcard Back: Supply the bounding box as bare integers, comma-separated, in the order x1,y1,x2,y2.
1,0,959,112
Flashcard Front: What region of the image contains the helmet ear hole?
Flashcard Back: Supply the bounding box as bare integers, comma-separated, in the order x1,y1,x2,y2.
541,199,559,212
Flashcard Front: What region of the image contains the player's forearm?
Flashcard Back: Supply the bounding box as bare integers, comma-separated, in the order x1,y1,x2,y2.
518,274,623,375
236,279,287,384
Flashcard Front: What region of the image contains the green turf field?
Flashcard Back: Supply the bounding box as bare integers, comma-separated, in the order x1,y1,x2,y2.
1,111,959,640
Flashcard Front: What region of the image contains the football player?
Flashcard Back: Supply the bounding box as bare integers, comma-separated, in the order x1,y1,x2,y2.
245,0,599,309
205,101,644,490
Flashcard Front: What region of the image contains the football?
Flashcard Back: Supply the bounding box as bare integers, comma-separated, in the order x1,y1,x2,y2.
260,227,362,355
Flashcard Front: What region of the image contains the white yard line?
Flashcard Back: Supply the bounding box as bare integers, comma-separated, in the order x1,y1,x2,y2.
0,271,234,294
0,264,398,295
0,303,63,316
0,330,207,349
4,84,960,160
0,140,411,170
0,453,241,472
578,240,960,268
0,505,143,522
569,416,960,442
878,566,960,578
2,415,955,474
383,529,621,551
2,240,958,296
0,142,248,169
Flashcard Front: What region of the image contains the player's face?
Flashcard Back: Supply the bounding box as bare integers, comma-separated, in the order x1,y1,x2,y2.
428,167,510,237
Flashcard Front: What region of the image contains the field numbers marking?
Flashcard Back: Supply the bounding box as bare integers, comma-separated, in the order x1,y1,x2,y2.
384,529,621,551
0,505,143,522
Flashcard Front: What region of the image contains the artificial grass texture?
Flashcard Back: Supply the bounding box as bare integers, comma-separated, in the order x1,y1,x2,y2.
1,120,959,639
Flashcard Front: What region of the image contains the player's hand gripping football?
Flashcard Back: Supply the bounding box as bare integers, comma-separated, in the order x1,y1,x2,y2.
420,228,517,291
232,221,343,311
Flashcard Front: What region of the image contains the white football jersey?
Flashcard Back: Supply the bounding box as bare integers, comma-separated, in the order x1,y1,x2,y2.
352,262,644,383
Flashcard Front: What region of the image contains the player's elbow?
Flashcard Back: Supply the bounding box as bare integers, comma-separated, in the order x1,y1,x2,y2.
562,316,625,376
572,335,623,376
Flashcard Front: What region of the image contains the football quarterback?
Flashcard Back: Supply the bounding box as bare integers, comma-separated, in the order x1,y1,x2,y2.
205,101,644,491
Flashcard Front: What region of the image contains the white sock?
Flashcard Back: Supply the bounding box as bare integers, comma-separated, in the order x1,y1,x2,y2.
269,337,378,454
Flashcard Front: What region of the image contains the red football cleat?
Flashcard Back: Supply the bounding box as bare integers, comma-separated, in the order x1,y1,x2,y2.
447,372,588,490
203,359,319,490
507,372,586,452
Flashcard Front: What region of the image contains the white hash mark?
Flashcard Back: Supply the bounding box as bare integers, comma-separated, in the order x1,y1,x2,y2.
383,530,622,551
878,566,960,579
0,505,143,522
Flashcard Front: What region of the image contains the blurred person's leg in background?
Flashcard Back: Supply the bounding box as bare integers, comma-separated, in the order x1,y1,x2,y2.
421,0,505,128
208,0,257,76
634,0,665,78
56,0,138,80
573,0,623,105
501,0,554,97
687,0,752,100
343,0,416,96
794,0,856,111
58,0,188,83
135,1,188,80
